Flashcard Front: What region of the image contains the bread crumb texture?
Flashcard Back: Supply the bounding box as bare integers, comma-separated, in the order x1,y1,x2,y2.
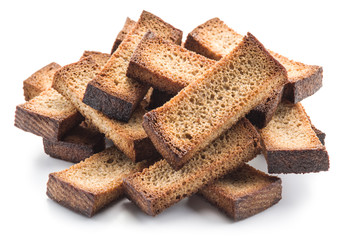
150,33,286,158
124,119,260,215
189,18,243,59
207,164,278,197
21,88,77,118
54,147,147,194
260,102,322,149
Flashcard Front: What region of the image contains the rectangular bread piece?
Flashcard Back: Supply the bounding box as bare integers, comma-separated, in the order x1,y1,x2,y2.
184,18,323,103
23,62,61,101
53,57,159,162
270,51,323,103
82,10,182,122
143,32,287,170
128,31,283,128
198,164,282,221
15,88,83,141
16,51,111,140
43,122,105,163
47,147,149,217
123,118,261,216
259,102,329,173
127,31,216,95
111,17,136,54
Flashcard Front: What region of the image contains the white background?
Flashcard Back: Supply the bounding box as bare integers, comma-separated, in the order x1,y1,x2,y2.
1,0,340,239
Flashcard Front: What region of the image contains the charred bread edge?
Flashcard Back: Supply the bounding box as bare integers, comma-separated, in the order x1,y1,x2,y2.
283,67,323,103
265,148,329,174
82,82,136,122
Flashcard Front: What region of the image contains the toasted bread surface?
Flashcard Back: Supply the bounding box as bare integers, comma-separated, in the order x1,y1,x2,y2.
80,51,111,67
83,10,182,122
143,33,287,169
123,118,261,216
128,31,282,128
127,31,215,94
53,56,159,162
259,102,329,173
270,51,323,103
47,147,149,217
184,18,242,60
184,18,323,103
199,164,282,221
15,88,83,140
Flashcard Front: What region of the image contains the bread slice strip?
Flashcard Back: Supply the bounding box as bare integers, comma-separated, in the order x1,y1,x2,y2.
111,17,136,54
23,62,61,101
47,146,149,217
16,51,112,140
270,51,323,103
123,118,261,216
53,57,159,162
128,31,283,128
259,102,329,173
198,164,282,221
143,33,287,170
82,10,182,122
184,18,243,60
43,122,105,163
184,18,323,103
127,31,216,94
15,88,83,140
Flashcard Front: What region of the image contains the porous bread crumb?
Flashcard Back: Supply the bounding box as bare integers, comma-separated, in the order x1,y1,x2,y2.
128,31,215,94
185,17,322,87
21,88,76,118
204,164,279,196
269,50,321,83
54,147,148,194
198,164,282,220
84,10,183,121
80,51,111,67
144,33,287,169
124,118,261,215
260,102,323,150
185,17,243,60
47,147,149,217
96,10,183,94
53,56,156,161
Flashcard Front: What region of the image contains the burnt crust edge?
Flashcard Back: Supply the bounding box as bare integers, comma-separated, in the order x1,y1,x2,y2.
283,66,323,103
47,173,97,217
265,148,329,174
83,81,135,122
